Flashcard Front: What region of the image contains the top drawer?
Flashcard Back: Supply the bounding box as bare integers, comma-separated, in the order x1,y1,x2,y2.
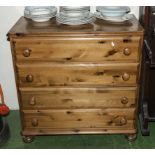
13,36,141,62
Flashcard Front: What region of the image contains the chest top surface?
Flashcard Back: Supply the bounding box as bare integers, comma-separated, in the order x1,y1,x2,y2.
8,16,143,39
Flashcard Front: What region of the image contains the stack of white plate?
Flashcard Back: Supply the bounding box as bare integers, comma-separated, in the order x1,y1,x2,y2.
56,6,95,25
24,6,57,22
95,6,133,23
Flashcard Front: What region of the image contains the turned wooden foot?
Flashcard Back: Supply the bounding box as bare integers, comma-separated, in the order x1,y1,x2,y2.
22,135,34,143
125,133,137,142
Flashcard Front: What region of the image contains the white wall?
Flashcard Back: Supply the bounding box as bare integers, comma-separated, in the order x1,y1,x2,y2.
0,7,23,110
0,6,140,110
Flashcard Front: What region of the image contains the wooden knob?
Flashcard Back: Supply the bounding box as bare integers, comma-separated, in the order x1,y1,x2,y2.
111,41,116,49
122,73,130,81
119,117,127,125
29,96,36,105
26,75,33,82
121,97,128,104
23,49,31,57
123,48,131,56
31,118,38,127
114,116,127,126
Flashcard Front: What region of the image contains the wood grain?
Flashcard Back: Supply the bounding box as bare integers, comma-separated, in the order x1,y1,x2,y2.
19,87,137,109
7,16,143,39
7,15,144,137
17,63,139,87
22,108,135,129
22,128,137,135
14,36,140,62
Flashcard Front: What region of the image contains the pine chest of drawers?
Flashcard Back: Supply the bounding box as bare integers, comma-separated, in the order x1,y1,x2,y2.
8,16,143,142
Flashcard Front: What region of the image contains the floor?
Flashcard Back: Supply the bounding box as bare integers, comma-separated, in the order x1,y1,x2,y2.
1,110,155,149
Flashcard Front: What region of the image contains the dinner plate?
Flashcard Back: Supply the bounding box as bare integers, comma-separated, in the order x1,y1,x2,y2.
25,7,57,15
25,6,56,12
56,13,95,25
31,14,56,22
60,6,90,11
95,12,134,23
96,6,130,13
96,6,130,17
24,6,57,22
30,17,51,22
58,10,90,18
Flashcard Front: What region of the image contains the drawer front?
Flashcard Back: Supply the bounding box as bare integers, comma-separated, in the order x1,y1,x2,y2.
17,63,139,87
14,37,140,62
22,109,135,130
20,87,137,109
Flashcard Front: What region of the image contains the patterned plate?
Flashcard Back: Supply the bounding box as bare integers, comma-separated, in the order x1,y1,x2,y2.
94,12,134,23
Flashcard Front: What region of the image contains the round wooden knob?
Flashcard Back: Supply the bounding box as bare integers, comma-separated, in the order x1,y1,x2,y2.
111,41,116,49
122,73,130,81
121,97,128,105
23,49,31,57
114,116,127,126
31,118,38,127
29,96,36,105
123,48,131,56
26,75,33,82
119,117,127,125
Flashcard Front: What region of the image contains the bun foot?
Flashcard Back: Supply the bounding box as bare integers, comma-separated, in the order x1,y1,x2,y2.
125,133,137,142
22,135,34,143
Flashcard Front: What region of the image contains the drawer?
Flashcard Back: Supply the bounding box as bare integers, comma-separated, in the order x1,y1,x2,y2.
14,36,141,62
20,87,137,109
22,108,135,130
17,63,139,87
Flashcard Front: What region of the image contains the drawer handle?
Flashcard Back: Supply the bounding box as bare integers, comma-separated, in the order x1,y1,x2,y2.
123,48,131,56
121,97,128,104
29,96,36,105
31,118,38,127
122,73,130,81
111,41,116,49
119,117,127,125
23,49,31,57
114,116,127,126
26,75,33,82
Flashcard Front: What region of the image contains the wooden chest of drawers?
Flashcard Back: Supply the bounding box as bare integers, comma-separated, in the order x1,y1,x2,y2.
8,16,143,142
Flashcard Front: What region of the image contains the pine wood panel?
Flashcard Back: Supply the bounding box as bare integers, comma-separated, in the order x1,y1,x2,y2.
22,128,137,135
22,108,135,129
7,16,144,137
19,87,137,109
14,36,140,62
7,16,143,38
17,63,139,87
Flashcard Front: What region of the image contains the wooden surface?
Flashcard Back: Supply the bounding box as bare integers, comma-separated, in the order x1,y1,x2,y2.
22,128,136,135
14,36,140,62
17,63,138,87
22,108,135,129
8,16,144,138
19,87,137,109
7,16,143,38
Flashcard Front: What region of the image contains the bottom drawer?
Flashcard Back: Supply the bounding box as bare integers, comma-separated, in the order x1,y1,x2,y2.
22,108,136,133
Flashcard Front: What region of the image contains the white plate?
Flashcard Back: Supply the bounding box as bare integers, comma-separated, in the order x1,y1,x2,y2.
25,6,56,12
96,6,130,13
60,6,90,11
59,10,90,18
24,6,57,22
31,16,52,22
24,6,57,19
96,6,130,17
57,12,94,20
30,9,52,16
95,12,134,23
56,13,95,25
